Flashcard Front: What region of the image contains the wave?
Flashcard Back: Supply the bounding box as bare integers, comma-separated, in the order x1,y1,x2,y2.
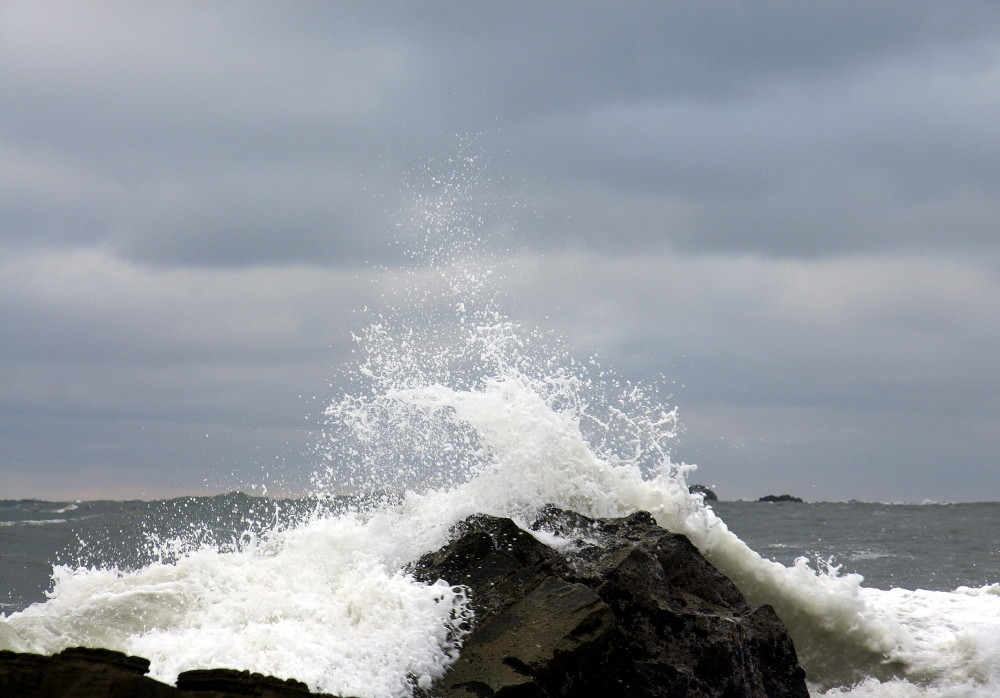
0,518,67,527
2,156,997,697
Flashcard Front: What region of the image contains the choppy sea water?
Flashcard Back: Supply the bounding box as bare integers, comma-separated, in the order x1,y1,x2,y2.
0,495,338,613
4,498,997,612
712,500,1000,593
2,157,998,697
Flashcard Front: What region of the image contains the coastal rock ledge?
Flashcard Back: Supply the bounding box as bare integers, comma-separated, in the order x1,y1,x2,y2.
413,506,807,698
0,507,808,698
0,647,338,697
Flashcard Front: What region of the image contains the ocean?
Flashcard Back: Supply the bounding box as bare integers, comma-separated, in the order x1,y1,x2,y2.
4,498,999,612
3,164,999,697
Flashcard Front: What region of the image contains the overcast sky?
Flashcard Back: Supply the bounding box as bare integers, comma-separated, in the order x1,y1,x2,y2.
2,1,999,502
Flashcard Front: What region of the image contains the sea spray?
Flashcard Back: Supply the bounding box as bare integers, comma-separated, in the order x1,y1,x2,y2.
307,153,905,687
3,152,1000,697
309,153,1000,694
1,508,474,697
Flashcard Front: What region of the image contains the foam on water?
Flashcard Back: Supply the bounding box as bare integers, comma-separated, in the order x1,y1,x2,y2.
2,155,999,697
0,511,472,696
0,518,67,527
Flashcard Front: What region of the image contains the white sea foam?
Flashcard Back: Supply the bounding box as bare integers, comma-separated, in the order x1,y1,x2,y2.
1,512,472,697
0,518,67,527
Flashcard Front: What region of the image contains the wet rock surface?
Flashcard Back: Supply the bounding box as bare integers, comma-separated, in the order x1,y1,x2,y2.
0,646,343,697
413,506,809,698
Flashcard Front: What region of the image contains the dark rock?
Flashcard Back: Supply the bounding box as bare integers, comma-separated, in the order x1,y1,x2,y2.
175,668,330,696
431,576,623,697
414,506,808,698
758,494,805,503
688,484,718,501
412,513,632,697
0,647,343,698
0,647,174,698
412,514,570,624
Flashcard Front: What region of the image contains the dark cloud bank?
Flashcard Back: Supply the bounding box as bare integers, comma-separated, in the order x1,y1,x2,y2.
2,1,998,501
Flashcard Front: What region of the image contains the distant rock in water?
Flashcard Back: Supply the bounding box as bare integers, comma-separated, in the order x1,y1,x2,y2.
0,508,809,698
413,506,808,697
758,494,805,503
689,484,719,501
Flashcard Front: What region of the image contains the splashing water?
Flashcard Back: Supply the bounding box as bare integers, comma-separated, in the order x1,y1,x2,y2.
2,153,1000,697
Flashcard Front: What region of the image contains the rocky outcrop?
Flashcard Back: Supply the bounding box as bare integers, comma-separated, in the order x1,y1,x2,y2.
0,647,341,698
413,506,808,698
758,494,805,503
0,647,172,698
175,668,334,697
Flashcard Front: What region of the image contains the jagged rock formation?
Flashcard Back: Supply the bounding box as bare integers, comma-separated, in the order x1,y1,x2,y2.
758,494,805,503
413,506,808,698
